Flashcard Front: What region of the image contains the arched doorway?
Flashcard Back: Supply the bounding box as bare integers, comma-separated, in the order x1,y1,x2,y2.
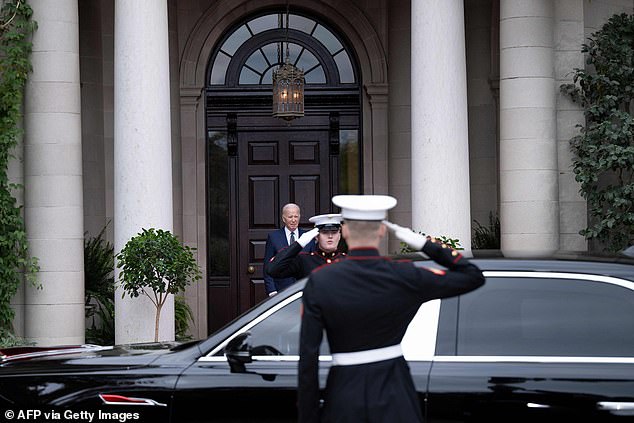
206,10,362,331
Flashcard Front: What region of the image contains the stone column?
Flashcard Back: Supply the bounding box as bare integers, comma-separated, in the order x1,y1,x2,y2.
499,0,558,257
411,0,472,251
114,0,174,344
180,88,207,340
555,0,586,251
365,83,390,254
388,0,412,255
24,0,84,345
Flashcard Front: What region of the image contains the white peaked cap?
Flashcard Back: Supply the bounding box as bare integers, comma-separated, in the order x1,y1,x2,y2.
332,195,397,221
309,213,343,227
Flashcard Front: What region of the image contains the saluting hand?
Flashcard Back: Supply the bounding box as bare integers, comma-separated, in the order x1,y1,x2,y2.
297,227,320,247
382,220,427,250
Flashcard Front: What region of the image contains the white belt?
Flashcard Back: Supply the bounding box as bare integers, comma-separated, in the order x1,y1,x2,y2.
331,344,403,366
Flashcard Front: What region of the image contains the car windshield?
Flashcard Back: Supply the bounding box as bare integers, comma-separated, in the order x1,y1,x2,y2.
212,291,330,357
170,339,201,351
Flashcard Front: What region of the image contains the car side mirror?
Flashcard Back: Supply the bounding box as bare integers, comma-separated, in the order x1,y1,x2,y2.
224,332,253,373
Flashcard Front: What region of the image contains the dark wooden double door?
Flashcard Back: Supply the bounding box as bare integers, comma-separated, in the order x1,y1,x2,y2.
208,116,336,332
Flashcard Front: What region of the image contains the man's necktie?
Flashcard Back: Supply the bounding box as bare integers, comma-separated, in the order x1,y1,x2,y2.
289,232,295,245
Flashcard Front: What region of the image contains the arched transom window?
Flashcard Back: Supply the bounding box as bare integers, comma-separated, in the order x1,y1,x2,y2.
209,13,356,87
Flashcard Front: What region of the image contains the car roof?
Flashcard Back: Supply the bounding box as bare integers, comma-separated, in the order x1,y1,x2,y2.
397,251,634,282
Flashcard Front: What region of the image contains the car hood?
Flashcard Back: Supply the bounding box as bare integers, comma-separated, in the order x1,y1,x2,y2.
0,343,180,374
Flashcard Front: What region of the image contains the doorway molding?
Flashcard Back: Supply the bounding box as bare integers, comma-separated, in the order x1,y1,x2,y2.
178,0,388,336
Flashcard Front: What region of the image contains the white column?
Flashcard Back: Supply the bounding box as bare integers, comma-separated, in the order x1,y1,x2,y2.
24,0,84,345
411,0,472,251
500,0,558,257
366,84,390,254
555,0,586,251
114,0,174,344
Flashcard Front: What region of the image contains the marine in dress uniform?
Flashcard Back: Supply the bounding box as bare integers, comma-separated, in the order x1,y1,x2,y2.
298,195,485,423
266,214,346,281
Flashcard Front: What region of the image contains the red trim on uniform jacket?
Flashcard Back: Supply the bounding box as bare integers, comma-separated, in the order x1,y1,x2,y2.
423,267,447,276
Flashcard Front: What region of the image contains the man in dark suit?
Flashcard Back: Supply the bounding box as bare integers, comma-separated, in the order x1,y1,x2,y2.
264,203,314,296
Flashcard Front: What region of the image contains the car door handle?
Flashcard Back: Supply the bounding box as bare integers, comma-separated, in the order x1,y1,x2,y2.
597,402,634,416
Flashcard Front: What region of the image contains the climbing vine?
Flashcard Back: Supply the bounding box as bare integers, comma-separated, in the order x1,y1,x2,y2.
561,13,634,252
0,0,38,336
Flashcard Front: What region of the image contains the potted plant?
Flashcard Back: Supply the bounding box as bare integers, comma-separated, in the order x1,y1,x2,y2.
84,224,115,345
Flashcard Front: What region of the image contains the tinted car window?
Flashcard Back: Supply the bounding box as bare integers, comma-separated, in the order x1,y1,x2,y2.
248,298,330,356
457,277,634,357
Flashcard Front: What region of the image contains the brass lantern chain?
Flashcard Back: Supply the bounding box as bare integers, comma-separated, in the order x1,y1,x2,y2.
272,3,305,121
285,4,290,64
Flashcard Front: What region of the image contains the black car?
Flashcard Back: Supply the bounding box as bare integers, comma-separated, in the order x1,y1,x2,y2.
1,256,634,422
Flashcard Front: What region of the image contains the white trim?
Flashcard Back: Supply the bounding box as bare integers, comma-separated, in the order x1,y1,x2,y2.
434,356,634,364
198,356,229,362
332,344,402,366
193,354,634,365
198,355,332,363
253,355,333,362
483,271,634,291
252,355,300,362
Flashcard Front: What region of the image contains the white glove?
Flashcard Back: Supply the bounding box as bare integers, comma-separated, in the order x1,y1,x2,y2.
297,227,319,247
382,220,427,250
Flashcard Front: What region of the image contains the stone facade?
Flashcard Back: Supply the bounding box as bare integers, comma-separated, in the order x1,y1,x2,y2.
10,0,634,344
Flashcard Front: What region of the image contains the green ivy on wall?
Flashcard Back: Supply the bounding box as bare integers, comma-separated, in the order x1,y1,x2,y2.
0,0,38,336
561,13,634,252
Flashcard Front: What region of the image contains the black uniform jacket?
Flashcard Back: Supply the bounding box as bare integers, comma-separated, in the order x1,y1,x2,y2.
298,241,485,423
266,241,346,281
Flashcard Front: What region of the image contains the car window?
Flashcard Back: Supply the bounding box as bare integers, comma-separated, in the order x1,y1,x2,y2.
247,298,330,356
456,276,634,357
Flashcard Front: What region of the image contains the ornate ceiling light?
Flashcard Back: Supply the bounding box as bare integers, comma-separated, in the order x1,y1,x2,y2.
272,5,304,121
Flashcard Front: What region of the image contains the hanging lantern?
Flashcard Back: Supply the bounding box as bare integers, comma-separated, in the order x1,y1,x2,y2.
272,5,304,121
272,59,304,121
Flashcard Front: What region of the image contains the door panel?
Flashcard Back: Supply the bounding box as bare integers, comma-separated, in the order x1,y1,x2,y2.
175,294,331,422
427,361,634,423
172,361,299,423
426,275,634,422
290,175,320,218
249,176,279,228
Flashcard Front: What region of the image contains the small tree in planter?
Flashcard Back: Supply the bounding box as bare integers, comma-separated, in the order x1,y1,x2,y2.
116,228,201,342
